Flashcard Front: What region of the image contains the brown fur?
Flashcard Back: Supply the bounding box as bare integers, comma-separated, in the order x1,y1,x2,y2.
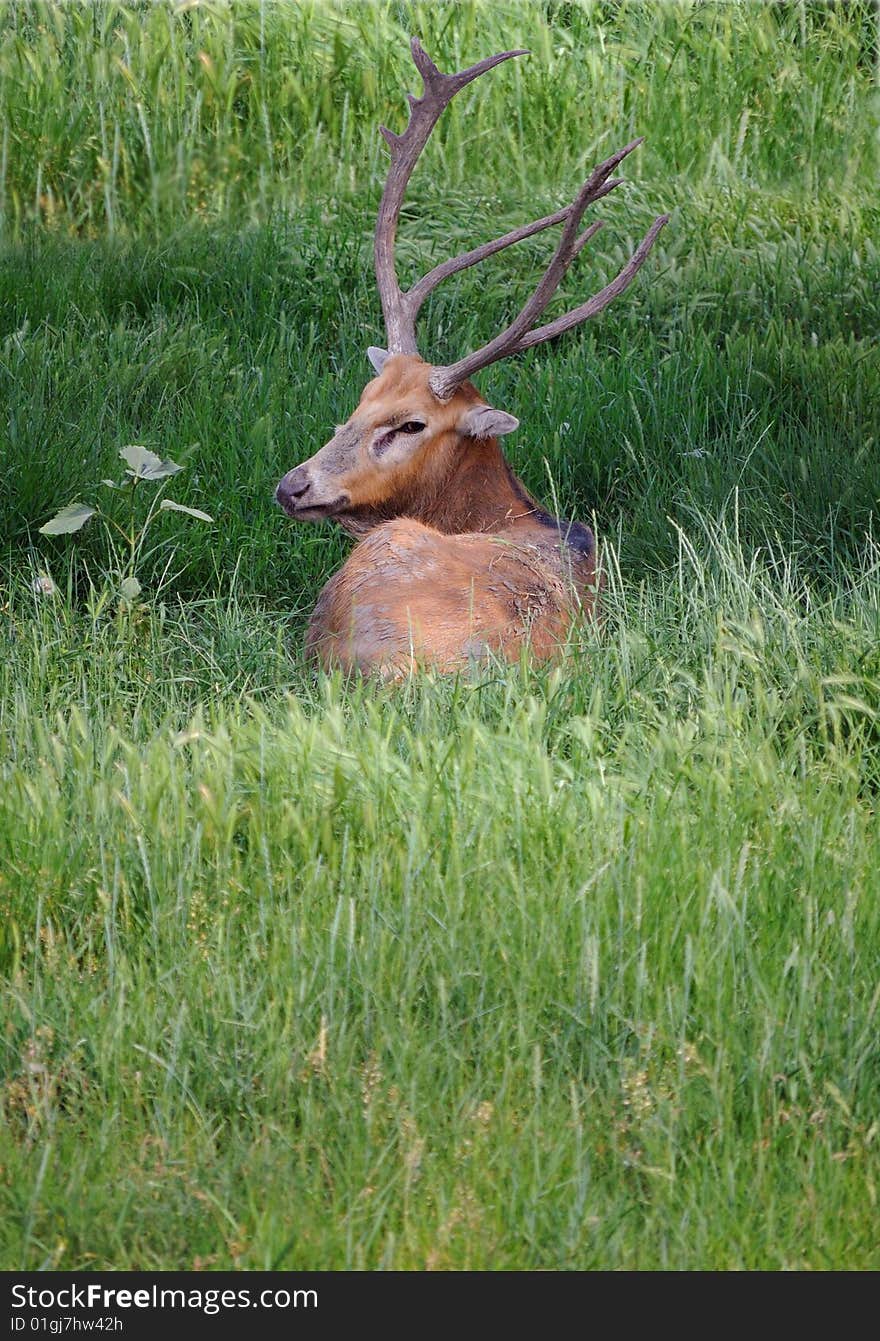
276,356,599,675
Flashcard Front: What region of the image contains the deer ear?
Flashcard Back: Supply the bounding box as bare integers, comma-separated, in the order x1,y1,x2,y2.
367,346,391,374
459,405,519,439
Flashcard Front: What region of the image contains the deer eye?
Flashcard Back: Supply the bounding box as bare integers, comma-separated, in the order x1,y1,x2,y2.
397,421,425,435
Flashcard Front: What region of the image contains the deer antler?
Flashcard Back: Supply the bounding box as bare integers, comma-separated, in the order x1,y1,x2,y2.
375,38,528,354
375,39,669,392
428,143,669,399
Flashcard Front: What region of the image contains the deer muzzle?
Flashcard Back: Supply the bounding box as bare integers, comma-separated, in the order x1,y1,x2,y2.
275,465,349,520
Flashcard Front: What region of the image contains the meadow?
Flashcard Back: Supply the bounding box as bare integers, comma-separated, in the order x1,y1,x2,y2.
1,0,879,1270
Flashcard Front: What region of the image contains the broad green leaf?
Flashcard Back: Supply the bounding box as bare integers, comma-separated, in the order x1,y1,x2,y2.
38,503,97,535
120,444,183,480
118,576,142,601
159,499,214,523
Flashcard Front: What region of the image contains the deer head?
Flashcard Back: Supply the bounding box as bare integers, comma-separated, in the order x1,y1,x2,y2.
275,352,519,528
276,38,667,528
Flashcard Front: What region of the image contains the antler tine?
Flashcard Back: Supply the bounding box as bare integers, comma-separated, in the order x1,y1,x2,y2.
406,177,624,327
375,38,528,354
429,139,668,400
516,213,670,351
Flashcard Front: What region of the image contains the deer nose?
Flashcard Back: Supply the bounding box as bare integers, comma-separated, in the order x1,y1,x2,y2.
275,466,311,511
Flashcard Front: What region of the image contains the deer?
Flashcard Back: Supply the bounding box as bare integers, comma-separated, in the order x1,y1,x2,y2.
276,39,667,676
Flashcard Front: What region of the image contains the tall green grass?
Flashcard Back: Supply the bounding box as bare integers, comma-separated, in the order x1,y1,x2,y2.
0,0,877,236
1,0,879,1270
1,532,879,1269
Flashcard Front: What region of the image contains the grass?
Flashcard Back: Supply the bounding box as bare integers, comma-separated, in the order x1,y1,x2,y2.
1,0,877,234
1,0,879,1270
2,542,879,1269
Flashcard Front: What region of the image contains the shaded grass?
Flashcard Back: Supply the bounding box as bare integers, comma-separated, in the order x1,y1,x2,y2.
2,195,878,596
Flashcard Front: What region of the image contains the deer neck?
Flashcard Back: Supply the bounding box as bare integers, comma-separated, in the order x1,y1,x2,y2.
425,438,598,573
422,437,537,534
339,437,595,572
